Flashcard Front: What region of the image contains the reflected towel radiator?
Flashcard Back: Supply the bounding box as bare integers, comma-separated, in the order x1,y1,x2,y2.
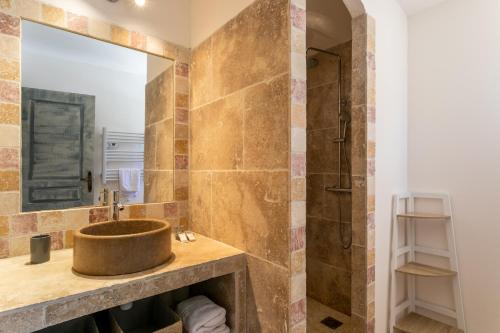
101,127,144,184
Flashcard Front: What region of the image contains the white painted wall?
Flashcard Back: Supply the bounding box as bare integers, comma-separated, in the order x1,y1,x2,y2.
408,0,500,331
190,0,255,47
40,0,191,47
361,0,408,332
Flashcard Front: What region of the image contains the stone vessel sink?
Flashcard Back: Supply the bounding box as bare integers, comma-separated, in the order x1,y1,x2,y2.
73,219,172,276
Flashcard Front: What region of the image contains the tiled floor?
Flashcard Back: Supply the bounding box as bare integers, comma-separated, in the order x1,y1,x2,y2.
307,297,352,332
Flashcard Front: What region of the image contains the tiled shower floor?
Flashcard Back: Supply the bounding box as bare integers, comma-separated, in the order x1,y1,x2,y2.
307,297,352,332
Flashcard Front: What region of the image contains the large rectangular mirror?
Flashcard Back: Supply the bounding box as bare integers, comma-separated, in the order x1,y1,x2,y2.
21,20,174,212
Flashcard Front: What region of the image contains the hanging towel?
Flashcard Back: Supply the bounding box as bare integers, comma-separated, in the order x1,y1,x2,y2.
119,168,140,192
176,295,229,333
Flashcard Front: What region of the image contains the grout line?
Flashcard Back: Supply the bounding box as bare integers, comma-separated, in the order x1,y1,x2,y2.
190,71,290,112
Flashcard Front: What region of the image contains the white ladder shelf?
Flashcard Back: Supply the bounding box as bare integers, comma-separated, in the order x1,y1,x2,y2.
389,193,466,333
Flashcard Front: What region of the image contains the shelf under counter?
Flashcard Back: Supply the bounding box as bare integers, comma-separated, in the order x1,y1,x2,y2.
0,234,245,333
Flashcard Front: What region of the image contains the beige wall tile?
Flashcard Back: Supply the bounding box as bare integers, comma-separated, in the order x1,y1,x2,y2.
144,171,174,203
175,76,188,95
291,249,306,275
0,170,17,190
0,102,19,125
0,80,19,103
243,74,289,169
291,52,306,81
0,191,18,215
307,257,351,315
212,171,289,267
0,215,8,236
246,255,289,332
190,94,243,170
0,58,19,81
88,18,110,40
0,11,19,37
307,218,351,271
291,27,306,55
41,4,65,27
142,203,162,219
291,201,306,228
37,211,63,232
291,104,306,129
291,178,306,201
14,0,41,21
110,25,129,46
211,0,289,97
189,171,212,237
9,235,29,256
67,12,88,34
0,124,19,147
190,38,214,108
10,213,37,235
291,128,306,153
291,273,306,302
64,230,74,248
63,208,89,229
146,66,174,125
155,119,174,170
0,236,8,258
0,34,18,60
146,35,164,56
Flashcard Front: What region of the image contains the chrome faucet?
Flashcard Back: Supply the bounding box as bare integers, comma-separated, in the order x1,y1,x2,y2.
111,190,124,221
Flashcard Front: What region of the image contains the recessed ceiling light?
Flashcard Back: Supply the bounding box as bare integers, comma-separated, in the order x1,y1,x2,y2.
135,0,146,6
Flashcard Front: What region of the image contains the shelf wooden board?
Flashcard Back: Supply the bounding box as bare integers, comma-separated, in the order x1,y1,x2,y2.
396,262,457,277
397,212,451,220
395,312,464,333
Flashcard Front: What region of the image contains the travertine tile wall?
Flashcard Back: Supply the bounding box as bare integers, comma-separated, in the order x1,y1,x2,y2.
0,0,190,257
350,14,376,333
189,0,305,331
306,41,353,315
289,0,307,331
145,66,175,203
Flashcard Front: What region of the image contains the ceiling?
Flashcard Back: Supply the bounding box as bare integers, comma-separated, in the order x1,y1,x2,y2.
397,0,449,16
306,0,352,49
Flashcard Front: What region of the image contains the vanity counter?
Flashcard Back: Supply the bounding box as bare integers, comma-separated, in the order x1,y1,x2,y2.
0,234,245,333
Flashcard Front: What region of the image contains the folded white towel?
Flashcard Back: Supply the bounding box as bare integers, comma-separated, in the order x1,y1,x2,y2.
119,168,140,192
195,324,230,333
176,296,227,333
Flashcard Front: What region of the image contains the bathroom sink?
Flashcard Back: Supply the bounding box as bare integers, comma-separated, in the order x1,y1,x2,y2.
73,219,172,276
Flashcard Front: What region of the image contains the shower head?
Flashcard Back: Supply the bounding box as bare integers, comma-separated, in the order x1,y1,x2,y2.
307,57,319,69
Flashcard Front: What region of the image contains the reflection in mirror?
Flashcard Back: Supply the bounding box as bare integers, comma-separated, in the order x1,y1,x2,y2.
21,20,174,212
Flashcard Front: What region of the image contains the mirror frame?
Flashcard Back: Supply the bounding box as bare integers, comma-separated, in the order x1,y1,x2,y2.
0,1,190,256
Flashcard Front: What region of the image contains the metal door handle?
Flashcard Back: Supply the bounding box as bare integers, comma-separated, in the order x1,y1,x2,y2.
81,171,93,193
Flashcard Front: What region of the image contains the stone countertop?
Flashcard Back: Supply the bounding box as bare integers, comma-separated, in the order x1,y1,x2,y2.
0,234,245,333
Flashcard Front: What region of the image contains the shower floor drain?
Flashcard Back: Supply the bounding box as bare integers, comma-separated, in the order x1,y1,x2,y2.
320,316,343,330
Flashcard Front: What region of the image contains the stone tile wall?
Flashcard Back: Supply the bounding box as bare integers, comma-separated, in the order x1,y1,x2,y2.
0,0,190,258
306,41,353,315
144,66,175,203
289,0,307,331
350,14,376,333
189,0,303,331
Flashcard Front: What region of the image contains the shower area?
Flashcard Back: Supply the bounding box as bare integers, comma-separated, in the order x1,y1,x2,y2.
306,0,354,330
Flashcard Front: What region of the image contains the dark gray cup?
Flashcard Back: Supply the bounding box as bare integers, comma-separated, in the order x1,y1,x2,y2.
30,234,51,264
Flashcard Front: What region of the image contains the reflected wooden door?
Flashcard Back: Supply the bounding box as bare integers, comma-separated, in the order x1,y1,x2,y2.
22,87,95,212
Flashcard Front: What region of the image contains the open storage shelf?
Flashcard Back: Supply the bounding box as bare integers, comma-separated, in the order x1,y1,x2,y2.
396,262,456,277
397,212,451,220
395,312,464,333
